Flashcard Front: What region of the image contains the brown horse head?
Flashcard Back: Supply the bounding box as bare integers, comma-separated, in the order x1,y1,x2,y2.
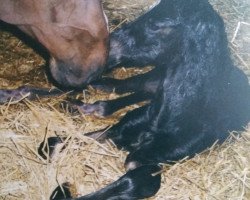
0,0,109,88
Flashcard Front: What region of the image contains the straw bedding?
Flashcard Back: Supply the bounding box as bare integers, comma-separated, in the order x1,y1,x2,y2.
0,0,250,199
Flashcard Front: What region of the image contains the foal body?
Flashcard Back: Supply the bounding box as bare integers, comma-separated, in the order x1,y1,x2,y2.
47,0,250,199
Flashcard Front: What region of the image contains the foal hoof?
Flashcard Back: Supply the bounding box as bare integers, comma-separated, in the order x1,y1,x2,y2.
66,99,109,117
50,182,73,200
119,165,162,199
38,137,66,160
0,86,30,104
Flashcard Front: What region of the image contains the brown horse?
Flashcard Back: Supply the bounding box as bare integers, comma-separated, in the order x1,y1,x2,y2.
0,0,109,88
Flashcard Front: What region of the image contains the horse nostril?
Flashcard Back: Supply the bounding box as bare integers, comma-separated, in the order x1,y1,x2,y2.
49,59,84,88
49,57,105,88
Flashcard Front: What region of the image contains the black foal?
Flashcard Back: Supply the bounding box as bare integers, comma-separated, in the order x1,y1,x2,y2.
46,0,250,199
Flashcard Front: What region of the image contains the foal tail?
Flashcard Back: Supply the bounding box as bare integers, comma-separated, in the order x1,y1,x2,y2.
50,165,161,200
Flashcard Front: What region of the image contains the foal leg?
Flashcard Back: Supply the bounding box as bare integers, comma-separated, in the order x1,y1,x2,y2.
90,68,161,94
0,86,65,104
50,165,161,200
65,68,162,117
86,105,152,150
68,92,152,117
38,105,152,160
